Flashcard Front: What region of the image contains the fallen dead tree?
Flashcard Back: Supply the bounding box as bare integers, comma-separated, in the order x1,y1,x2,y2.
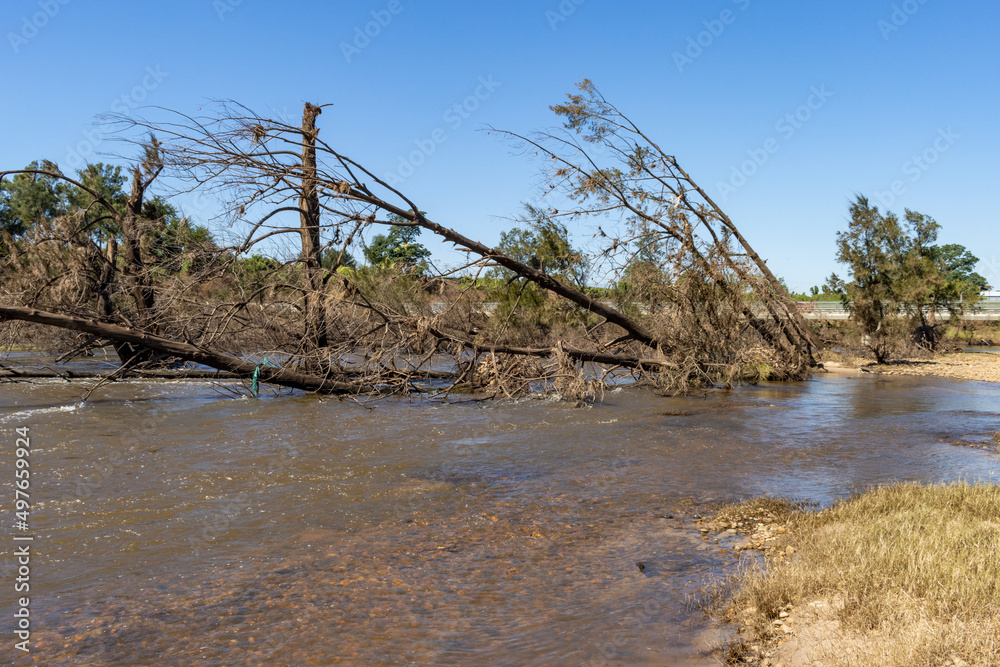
1,84,817,399
0,367,241,381
0,306,366,394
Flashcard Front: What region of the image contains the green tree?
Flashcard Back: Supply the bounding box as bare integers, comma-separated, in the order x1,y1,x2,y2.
495,204,587,286
321,247,357,271
833,196,972,360
68,162,128,241
822,273,846,296
617,220,668,298
142,198,216,273
364,217,431,270
236,253,280,292
834,197,909,361
0,161,71,238
928,244,989,293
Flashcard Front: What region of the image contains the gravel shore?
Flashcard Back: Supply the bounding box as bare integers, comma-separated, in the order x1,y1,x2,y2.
865,352,1000,383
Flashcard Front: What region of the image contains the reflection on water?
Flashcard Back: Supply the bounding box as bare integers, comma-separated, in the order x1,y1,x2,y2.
1,371,998,665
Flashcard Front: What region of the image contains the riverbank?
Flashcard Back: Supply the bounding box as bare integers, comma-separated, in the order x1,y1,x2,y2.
818,351,1000,384
866,352,1000,384
712,483,1000,666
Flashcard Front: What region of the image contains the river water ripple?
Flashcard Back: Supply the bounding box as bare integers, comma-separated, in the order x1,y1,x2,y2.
1,370,998,665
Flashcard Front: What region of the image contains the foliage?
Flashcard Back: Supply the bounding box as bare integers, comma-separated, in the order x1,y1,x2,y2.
0,161,71,240
834,197,916,360
479,205,595,338
2,158,218,271
237,253,279,278
321,247,356,271
142,196,216,272
614,219,671,301
928,243,990,292
494,204,587,287
832,196,985,361
69,163,127,239
363,217,430,271
795,285,842,301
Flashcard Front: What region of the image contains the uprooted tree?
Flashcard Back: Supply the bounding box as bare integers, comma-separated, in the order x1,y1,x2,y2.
0,81,817,399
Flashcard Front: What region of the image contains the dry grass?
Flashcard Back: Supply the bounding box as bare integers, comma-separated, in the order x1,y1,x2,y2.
724,482,1000,666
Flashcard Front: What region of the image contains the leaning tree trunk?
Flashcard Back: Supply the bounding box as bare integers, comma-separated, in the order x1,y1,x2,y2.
298,103,328,357
670,161,818,361
0,306,366,394
340,196,661,350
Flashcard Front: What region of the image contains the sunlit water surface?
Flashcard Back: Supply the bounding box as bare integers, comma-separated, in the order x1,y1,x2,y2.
1,364,998,665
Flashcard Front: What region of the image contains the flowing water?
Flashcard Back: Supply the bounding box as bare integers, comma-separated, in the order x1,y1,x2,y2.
1,364,999,666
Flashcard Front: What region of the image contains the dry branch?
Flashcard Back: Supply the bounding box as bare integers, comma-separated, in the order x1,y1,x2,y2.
0,306,366,394
1,88,818,400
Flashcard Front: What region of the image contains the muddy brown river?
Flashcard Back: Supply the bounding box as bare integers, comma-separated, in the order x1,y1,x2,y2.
2,362,999,665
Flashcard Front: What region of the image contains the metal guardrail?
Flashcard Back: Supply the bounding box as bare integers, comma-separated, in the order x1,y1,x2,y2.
794,301,1000,320
429,300,1000,320
795,300,1000,311
974,301,1000,312
796,301,847,313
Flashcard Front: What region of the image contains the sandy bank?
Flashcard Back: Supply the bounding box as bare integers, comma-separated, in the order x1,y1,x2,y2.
817,351,1000,383
865,351,1000,383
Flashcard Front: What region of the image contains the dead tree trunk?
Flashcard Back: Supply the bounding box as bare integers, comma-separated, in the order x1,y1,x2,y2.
670,163,818,358
0,306,366,394
339,198,660,349
299,103,328,354
94,237,139,362
121,166,157,332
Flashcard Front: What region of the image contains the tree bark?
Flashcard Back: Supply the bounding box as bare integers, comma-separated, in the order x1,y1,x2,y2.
426,325,673,370
122,166,157,332
93,236,140,363
343,196,661,350
299,103,328,353
672,161,819,358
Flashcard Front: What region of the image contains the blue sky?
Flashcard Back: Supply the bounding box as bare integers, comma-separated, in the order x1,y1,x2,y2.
3,0,998,292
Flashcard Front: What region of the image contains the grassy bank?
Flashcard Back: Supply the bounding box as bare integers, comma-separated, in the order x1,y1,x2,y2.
719,482,1000,666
